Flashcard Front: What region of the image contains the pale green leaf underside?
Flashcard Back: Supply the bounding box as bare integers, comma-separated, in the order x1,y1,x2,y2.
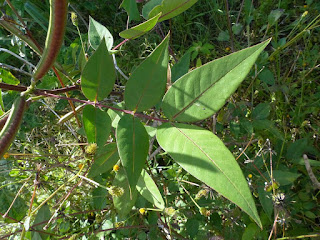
124,33,169,111
116,115,149,195
119,13,161,40
82,105,111,147
136,169,165,210
162,39,271,122
149,0,198,22
81,38,116,101
156,122,262,228
89,16,113,50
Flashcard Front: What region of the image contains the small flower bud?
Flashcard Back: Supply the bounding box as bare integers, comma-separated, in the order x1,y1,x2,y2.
164,207,176,216
85,143,97,155
71,12,78,27
139,208,146,215
113,164,120,172
108,186,124,197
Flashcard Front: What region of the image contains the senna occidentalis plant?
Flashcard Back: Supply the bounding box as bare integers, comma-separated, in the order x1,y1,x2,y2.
33,0,68,81
0,94,27,159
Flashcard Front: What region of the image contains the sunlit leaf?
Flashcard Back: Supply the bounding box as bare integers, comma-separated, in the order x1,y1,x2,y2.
136,169,165,209
116,115,149,196
162,39,270,122
157,122,262,228
81,38,116,101
124,33,169,111
89,16,113,50
83,105,111,147
119,13,161,40
149,0,198,22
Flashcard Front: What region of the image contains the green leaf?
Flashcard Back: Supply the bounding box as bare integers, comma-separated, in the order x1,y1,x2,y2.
185,218,199,238
257,186,273,221
32,204,51,240
252,103,271,120
116,115,149,196
142,0,162,19
92,176,108,210
81,38,116,101
119,13,161,40
268,9,284,26
136,169,165,209
171,52,190,83
217,30,230,41
232,23,243,35
89,16,113,50
149,0,198,22
161,39,270,122
0,68,20,85
124,33,169,111
258,68,275,85
0,188,28,222
88,143,119,178
107,102,125,128
120,0,140,22
156,122,262,228
113,168,138,217
83,105,111,147
268,170,301,186
253,120,284,140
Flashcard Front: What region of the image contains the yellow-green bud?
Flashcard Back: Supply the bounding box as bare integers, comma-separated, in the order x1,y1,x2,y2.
108,186,124,197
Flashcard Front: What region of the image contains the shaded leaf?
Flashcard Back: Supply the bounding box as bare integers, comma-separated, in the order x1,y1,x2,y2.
268,170,301,186
83,105,111,147
162,39,270,122
253,120,284,140
136,169,165,209
107,102,125,128
124,33,169,111
119,13,161,40
32,204,51,240
89,16,113,50
156,122,262,228
120,0,140,22
81,38,116,101
171,52,190,83
116,115,149,195
257,186,273,221
0,188,28,222
252,103,271,120
113,168,138,217
149,0,198,22
88,143,119,178
92,176,108,210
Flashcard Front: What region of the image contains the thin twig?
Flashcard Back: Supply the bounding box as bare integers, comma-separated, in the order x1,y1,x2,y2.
0,63,33,76
303,154,320,189
0,48,36,68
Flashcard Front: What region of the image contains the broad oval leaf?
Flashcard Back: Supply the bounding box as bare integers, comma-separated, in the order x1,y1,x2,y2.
89,16,113,50
32,204,51,240
124,33,169,111
156,122,262,228
83,105,111,147
162,39,271,122
81,38,116,101
88,143,119,178
136,169,165,210
116,115,149,195
119,13,161,40
113,168,138,217
149,0,198,22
